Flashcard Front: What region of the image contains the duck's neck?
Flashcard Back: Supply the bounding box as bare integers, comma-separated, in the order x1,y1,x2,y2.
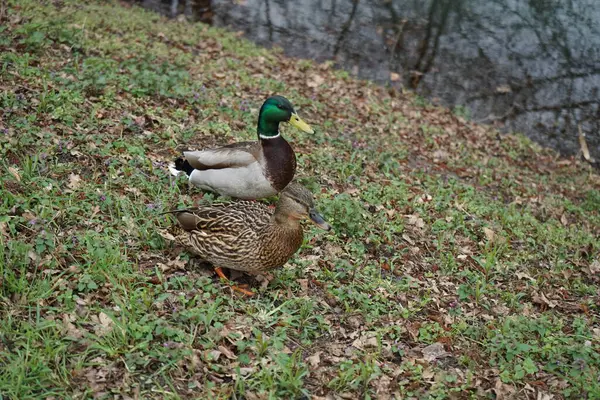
270,214,304,241
273,212,300,228
257,115,281,140
260,215,304,264
259,132,281,140
271,198,304,229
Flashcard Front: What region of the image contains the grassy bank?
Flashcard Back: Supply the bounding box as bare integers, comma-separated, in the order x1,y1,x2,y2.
1,0,599,398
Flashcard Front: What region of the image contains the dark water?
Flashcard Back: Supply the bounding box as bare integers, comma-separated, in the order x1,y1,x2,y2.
138,0,600,160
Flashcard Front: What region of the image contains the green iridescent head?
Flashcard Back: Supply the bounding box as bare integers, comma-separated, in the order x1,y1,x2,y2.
257,95,314,138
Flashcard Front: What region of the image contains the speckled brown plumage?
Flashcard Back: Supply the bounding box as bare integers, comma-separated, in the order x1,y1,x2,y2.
168,183,330,275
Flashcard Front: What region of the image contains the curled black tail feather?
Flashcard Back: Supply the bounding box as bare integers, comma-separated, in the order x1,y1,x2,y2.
174,157,195,176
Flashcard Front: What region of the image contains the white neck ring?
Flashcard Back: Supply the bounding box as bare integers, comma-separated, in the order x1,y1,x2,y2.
259,132,281,140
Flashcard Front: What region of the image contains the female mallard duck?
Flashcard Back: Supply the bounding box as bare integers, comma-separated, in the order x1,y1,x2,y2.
169,95,314,200
168,183,330,295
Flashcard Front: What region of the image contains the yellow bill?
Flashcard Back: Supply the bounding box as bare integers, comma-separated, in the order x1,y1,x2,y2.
288,113,314,134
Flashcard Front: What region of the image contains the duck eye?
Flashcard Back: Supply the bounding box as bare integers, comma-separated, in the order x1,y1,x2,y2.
277,104,284,109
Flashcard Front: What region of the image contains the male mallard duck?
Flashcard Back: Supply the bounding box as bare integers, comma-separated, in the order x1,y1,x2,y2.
167,183,330,295
169,95,314,199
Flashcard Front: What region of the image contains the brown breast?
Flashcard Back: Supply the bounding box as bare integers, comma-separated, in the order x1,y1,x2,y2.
261,136,296,192
255,224,304,271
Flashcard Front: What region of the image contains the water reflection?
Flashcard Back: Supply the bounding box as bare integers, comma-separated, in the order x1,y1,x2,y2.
135,0,600,159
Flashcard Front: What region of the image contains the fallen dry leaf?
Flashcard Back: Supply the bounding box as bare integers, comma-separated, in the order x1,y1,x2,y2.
0,221,7,239
95,312,114,336
532,292,557,308
208,349,222,361
374,374,392,399
422,367,435,380
241,392,260,400
588,260,600,275
217,345,236,360
421,342,449,362
352,334,378,350
516,271,535,282
62,314,83,339
560,213,568,226
171,257,187,269
483,227,495,243
67,173,83,190
125,186,142,196
28,249,39,262
493,378,516,400
306,351,321,367
21,210,36,222
432,149,449,162
307,73,325,88
406,214,425,228
73,295,88,306
7,166,21,181
535,391,554,400
402,233,415,245
297,278,309,294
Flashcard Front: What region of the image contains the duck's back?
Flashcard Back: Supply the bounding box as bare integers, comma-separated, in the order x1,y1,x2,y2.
175,202,275,272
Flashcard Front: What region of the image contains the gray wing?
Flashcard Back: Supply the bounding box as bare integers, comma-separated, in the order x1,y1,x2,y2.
183,141,260,170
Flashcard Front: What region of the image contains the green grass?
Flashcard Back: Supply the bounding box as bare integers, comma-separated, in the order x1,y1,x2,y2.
1,0,599,398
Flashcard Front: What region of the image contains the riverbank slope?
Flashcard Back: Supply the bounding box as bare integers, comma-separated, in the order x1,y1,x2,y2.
1,1,599,398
